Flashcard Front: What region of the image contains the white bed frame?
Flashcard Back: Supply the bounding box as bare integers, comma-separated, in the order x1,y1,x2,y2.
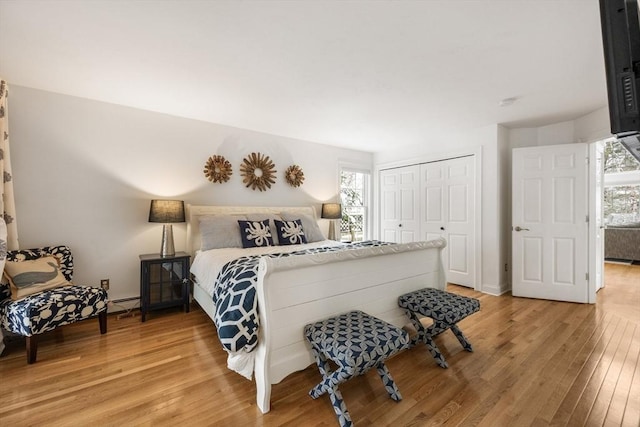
186,205,447,413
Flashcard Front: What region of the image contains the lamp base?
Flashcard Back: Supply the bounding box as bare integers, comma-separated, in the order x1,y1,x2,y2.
160,224,175,257
328,221,338,241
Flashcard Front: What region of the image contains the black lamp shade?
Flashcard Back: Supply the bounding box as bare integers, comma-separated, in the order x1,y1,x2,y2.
321,203,342,219
149,200,185,223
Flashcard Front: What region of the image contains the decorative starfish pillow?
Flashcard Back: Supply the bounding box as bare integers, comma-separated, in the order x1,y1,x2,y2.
238,219,275,248
274,219,307,245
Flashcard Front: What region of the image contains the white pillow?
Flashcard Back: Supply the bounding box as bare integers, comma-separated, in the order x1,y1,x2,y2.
199,215,247,250
279,212,324,242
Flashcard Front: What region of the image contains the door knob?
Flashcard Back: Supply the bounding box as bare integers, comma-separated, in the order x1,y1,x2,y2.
514,226,530,232
398,224,402,227
440,227,445,231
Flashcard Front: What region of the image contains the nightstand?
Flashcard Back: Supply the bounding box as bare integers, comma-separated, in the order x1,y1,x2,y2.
139,252,191,322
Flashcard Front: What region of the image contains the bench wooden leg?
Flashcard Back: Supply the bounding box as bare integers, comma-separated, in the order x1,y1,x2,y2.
26,335,37,364
98,311,107,334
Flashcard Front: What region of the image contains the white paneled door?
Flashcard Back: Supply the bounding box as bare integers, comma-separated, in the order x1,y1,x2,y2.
379,165,420,243
420,156,475,288
512,144,590,303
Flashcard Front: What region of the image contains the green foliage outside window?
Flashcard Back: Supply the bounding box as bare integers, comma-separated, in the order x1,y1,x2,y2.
340,171,366,242
604,140,640,173
603,141,640,222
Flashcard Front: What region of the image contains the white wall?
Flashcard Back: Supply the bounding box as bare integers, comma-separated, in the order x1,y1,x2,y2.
7,84,610,302
509,120,575,148
509,106,610,148
8,86,373,301
574,106,610,143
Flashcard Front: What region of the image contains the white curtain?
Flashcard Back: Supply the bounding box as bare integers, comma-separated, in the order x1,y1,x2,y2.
0,79,18,250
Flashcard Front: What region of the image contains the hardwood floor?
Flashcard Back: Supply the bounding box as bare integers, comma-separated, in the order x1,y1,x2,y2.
1,263,638,426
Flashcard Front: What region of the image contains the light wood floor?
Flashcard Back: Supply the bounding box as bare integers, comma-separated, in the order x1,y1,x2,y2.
1,263,639,426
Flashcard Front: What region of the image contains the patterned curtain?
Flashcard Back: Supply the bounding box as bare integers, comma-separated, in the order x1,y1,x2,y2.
0,79,19,250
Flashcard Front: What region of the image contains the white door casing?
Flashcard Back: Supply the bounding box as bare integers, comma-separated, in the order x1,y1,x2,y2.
589,141,605,295
420,156,475,288
512,144,590,303
379,165,420,243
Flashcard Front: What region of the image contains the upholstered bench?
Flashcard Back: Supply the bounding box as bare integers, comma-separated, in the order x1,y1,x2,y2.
304,310,409,427
398,288,480,368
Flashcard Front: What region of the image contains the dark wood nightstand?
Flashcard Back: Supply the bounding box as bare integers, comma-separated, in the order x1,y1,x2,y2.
139,252,191,322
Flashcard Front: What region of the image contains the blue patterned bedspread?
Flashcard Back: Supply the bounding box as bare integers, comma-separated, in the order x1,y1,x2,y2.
213,241,391,354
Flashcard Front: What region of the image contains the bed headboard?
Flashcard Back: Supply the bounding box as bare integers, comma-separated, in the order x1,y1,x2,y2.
186,205,318,256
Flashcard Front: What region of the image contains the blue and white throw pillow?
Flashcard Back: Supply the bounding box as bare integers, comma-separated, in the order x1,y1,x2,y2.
238,219,274,248
274,219,307,245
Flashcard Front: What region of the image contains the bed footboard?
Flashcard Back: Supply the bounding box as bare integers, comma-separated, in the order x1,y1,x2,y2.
253,239,446,413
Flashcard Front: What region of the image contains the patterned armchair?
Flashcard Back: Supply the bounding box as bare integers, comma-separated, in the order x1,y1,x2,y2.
0,245,108,363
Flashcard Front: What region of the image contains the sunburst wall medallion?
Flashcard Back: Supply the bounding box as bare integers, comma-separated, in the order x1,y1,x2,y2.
203,155,233,183
240,152,277,191
284,164,305,188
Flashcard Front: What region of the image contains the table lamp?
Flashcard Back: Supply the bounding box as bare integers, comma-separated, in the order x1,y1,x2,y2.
149,199,185,257
321,203,342,241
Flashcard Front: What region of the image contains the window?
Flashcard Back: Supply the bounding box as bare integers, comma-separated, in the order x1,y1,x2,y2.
339,169,370,242
603,140,640,225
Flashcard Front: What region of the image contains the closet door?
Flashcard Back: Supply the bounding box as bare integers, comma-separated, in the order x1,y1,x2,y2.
379,166,420,243
421,156,475,288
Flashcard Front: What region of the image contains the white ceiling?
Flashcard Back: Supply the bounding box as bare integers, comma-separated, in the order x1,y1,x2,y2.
0,0,608,153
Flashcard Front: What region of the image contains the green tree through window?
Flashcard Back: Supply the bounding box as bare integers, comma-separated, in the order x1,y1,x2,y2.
340,170,368,242
603,141,640,223
604,140,640,173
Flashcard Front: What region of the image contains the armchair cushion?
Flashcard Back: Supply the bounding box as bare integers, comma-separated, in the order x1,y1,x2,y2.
4,256,71,300
0,285,107,336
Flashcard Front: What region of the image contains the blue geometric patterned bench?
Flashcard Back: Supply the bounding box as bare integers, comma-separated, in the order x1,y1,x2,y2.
398,288,480,368
304,310,409,427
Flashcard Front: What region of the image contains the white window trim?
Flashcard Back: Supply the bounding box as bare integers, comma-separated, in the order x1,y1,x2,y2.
604,170,640,186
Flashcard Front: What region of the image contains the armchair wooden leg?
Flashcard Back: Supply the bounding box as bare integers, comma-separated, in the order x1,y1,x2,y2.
26,335,37,364
99,311,107,334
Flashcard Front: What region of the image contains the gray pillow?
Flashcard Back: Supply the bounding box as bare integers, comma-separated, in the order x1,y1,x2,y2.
199,215,247,250
279,212,325,242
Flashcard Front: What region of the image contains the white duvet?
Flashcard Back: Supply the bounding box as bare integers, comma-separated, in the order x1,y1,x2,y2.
190,240,345,297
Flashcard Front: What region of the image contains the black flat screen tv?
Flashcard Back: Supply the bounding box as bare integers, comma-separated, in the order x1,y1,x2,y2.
599,0,640,161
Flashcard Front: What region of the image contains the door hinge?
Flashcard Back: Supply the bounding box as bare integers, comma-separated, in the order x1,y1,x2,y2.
586,215,589,223
586,272,589,281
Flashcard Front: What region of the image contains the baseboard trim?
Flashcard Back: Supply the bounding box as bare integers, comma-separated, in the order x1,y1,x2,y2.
482,282,510,296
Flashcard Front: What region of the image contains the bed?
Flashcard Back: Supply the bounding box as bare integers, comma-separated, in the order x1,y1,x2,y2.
186,205,447,413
